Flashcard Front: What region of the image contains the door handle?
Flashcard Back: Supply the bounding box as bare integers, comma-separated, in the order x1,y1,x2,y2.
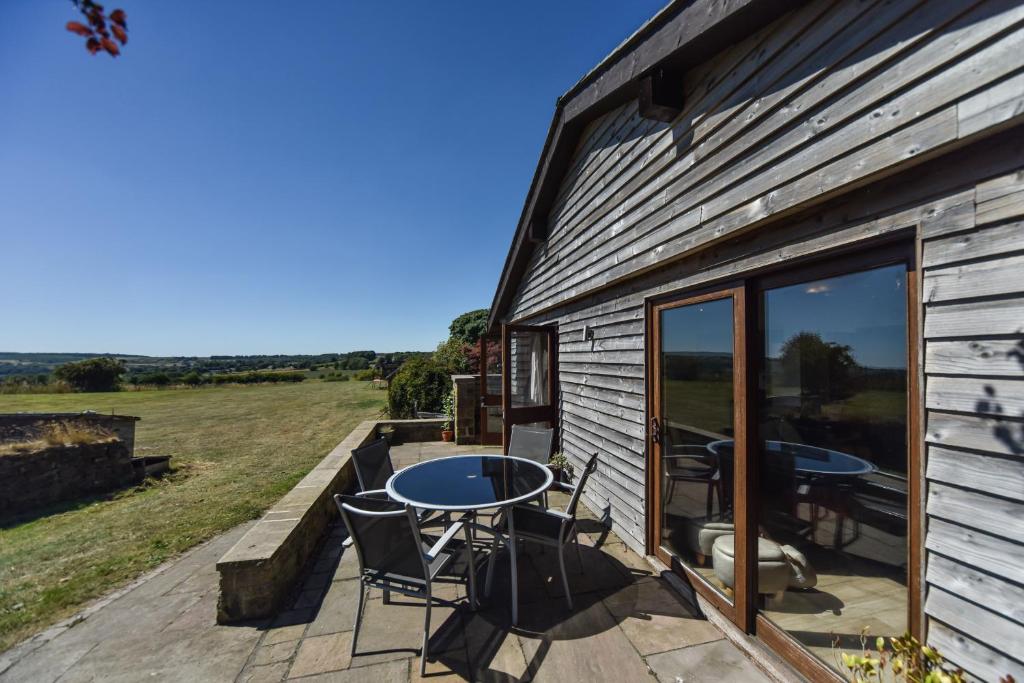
650,416,661,444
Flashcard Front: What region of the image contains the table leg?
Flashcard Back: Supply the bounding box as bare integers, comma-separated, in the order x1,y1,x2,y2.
507,504,518,626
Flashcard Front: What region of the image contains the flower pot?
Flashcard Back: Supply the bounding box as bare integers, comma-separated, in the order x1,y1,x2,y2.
441,430,454,442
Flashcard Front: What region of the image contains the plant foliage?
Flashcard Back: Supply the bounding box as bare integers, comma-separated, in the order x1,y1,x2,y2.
53,357,125,392
387,358,451,419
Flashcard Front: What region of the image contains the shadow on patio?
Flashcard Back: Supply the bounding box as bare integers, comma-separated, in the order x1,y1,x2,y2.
253,442,768,682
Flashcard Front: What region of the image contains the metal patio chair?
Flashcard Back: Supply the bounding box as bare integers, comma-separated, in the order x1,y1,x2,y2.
334,493,477,676
351,437,394,492
507,425,555,464
485,452,599,610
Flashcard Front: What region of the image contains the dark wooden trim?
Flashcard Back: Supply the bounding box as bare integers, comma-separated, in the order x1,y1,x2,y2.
479,335,503,446
501,324,560,450
757,615,845,682
908,234,924,639
638,67,686,122
649,286,746,624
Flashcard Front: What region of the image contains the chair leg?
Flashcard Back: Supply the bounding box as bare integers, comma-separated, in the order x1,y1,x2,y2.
484,533,501,599
420,592,432,677
383,587,390,604
351,583,366,657
573,533,583,572
463,522,478,610
558,543,573,610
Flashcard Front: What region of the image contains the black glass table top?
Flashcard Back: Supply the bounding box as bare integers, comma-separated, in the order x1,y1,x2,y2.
386,455,553,511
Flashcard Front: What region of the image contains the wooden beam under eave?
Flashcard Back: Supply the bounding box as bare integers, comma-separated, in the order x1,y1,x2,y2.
528,218,548,243
638,68,685,122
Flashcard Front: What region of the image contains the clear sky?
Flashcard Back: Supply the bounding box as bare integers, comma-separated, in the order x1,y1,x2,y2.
0,1,664,357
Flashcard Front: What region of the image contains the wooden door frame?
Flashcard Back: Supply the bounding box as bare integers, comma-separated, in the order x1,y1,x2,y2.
501,323,559,452
645,239,922,680
749,241,921,681
646,284,751,629
479,335,502,446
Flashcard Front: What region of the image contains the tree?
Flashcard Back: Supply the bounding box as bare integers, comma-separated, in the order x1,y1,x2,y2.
387,357,452,419
54,357,125,392
448,309,489,345
778,332,858,405
181,371,205,387
66,1,128,56
433,338,470,375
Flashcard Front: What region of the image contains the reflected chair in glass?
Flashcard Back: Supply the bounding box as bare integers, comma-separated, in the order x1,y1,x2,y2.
485,452,599,610
664,444,724,521
334,494,477,677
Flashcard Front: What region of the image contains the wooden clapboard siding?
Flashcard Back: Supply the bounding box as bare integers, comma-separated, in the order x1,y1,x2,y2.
505,0,1024,321
920,163,1024,681
495,1,1024,675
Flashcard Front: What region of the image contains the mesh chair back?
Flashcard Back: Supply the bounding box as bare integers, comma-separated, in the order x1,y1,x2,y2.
351,438,394,492
508,425,554,464
566,453,599,519
335,494,425,580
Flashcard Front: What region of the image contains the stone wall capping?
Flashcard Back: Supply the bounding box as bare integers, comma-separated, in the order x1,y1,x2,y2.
214,418,443,623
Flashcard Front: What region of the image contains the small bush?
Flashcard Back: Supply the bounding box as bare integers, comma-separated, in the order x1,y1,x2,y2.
53,357,125,392
352,369,376,381
211,371,306,385
387,357,451,418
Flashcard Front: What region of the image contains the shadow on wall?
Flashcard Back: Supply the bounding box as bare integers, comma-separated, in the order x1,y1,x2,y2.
977,340,1024,456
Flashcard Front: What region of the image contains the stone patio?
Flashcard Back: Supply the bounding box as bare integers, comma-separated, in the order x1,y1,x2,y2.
0,442,772,683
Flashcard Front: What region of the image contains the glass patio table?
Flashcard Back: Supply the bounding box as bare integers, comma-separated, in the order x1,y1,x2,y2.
386,454,552,624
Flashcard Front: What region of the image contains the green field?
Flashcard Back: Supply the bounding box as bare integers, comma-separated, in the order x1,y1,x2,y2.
0,381,386,652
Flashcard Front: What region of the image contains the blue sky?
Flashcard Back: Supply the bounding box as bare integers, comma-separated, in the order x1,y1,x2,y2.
0,1,664,356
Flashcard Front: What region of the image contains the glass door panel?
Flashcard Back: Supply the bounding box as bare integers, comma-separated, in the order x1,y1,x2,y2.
757,263,909,671
502,325,558,450
479,335,503,446
657,296,736,602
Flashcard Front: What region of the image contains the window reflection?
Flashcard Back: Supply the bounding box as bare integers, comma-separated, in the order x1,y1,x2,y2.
658,297,735,602
758,264,908,670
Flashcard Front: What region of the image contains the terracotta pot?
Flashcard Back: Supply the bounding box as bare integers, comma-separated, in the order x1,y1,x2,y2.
441,430,454,442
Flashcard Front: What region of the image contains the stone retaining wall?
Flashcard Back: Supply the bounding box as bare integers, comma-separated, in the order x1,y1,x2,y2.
0,413,139,455
451,375,480,444
0,440,136,516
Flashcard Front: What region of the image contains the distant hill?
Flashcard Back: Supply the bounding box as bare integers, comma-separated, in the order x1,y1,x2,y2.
0,351,429,380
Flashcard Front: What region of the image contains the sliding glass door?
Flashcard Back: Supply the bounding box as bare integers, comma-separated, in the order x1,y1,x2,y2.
651,288,749,622
756,262,911,673
648,246,917,677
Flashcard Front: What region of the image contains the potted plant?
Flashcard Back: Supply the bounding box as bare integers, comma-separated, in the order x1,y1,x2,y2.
547,452,574,488
378,423,396,446
441,390,455,442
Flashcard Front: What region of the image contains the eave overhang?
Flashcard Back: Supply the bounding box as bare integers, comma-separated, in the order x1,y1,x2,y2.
486,0,797,332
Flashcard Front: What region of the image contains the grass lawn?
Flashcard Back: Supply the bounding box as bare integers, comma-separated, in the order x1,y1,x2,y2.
0,380,386,652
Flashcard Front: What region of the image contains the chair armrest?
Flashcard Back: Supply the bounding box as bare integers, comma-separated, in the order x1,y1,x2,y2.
342,537,354,548
355,489,390,499
552,481,576,494
424,520,466,563
512,504,572,523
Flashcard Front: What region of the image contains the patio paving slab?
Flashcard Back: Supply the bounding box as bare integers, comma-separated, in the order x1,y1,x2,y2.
0,441,783,683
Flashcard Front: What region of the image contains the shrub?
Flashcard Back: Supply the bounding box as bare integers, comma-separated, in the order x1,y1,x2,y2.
211,371,306,384
352,369,376,381
53,357,125,392
448,309,489,345
387,357,451,418
323,372,350,382
137,372,171,386
181,371,206,386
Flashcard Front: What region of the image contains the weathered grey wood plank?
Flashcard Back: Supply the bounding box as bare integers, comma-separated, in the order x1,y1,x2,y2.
926,339,1024,377
926,411,1024,457
514,1,1024,314
927,481,1024,542
927,518,1024,586
927,444,1024,500
926,553,1024,626
922,218,1024,268
560,371,644,396
925,587,1024,664
926,376,1024,416
923,253,1024,303
924,297,1024,338
929,619,1024,683
958,69,1024,138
